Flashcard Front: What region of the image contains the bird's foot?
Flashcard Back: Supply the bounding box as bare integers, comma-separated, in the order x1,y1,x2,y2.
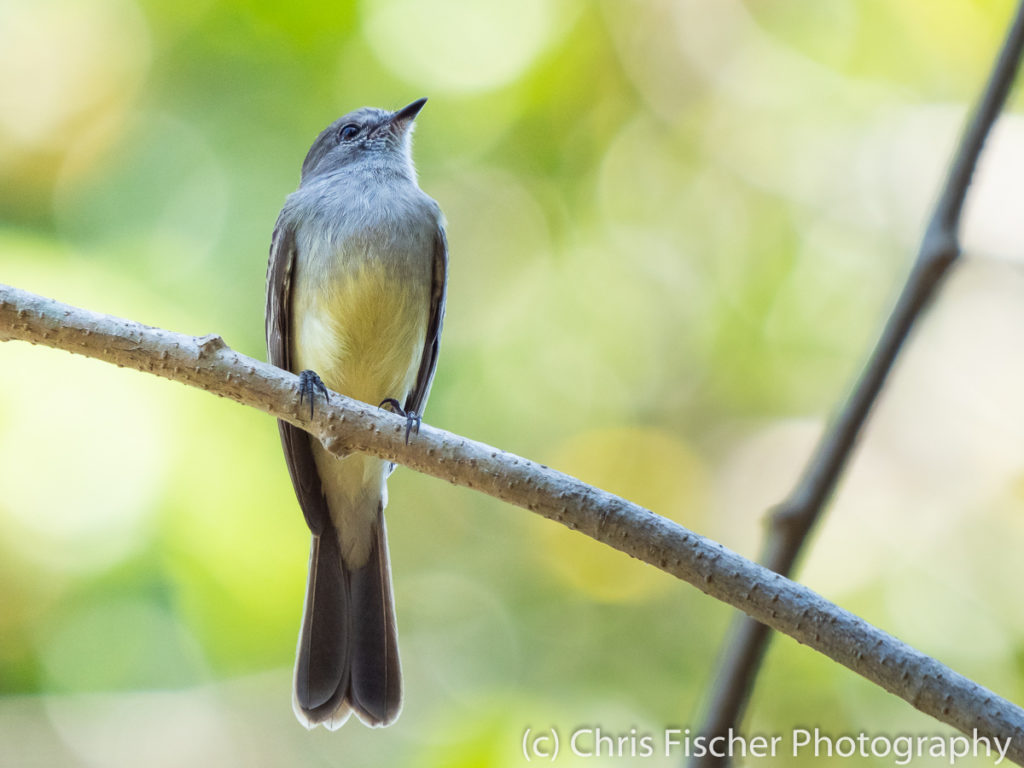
378,398,421,444
298,370,329,419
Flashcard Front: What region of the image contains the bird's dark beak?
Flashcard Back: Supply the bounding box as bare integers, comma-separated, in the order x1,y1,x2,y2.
389,98,427,132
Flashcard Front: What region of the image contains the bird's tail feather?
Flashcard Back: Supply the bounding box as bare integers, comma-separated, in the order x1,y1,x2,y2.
293,510,402,729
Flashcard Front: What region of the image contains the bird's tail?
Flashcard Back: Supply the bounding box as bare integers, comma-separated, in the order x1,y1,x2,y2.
292,510,402,729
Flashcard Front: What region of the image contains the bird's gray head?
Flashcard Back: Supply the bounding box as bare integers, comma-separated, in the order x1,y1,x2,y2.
300,98,427,183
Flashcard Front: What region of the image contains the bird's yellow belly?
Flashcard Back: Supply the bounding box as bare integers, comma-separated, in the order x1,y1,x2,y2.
291,257,429,565
292,261,428,408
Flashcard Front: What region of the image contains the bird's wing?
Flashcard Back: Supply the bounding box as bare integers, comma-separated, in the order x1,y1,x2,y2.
404,225,448,417
267,217,330,535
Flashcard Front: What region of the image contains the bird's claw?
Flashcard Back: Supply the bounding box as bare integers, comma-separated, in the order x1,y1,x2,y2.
299,370,329,419
378,398,421,444
404,411,422,444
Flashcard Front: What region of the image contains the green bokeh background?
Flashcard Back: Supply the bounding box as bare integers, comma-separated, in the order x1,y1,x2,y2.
3,0,1024,765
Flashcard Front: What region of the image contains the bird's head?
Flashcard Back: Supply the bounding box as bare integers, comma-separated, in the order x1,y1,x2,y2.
300,98,427,182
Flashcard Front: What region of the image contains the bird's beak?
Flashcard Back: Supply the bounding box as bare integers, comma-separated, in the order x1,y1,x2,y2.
389,98,427,133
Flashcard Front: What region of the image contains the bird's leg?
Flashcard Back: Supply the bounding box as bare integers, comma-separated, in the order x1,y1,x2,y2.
298,370,329,420
378,398,421,444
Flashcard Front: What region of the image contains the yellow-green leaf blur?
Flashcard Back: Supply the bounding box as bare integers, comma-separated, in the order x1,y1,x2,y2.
2,0,1023,766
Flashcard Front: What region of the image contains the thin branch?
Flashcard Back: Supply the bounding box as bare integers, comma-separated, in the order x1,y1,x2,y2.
2,283,1024,761
692,1,1024,760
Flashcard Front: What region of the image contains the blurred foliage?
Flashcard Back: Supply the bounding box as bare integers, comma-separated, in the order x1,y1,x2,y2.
3,0,1024,765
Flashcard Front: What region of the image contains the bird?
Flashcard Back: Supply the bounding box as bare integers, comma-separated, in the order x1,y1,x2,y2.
265,97,447,729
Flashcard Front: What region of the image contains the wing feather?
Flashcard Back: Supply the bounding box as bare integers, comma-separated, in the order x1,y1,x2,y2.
266,218,331,536
404,226,448,416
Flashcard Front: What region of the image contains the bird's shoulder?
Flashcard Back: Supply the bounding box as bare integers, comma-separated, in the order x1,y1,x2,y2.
283,168,439,234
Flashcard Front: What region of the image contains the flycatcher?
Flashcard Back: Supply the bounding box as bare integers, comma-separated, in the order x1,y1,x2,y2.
265,98,447,729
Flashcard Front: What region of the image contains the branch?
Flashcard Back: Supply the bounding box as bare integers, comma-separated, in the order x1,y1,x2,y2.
2,283,1024,761
693,1,1024,760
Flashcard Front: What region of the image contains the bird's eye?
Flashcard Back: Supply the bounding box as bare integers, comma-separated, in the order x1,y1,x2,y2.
338,123,360,141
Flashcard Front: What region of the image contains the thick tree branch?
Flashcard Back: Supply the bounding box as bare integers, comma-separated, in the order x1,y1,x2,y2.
1,282,1023,761
693,1,1024,761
